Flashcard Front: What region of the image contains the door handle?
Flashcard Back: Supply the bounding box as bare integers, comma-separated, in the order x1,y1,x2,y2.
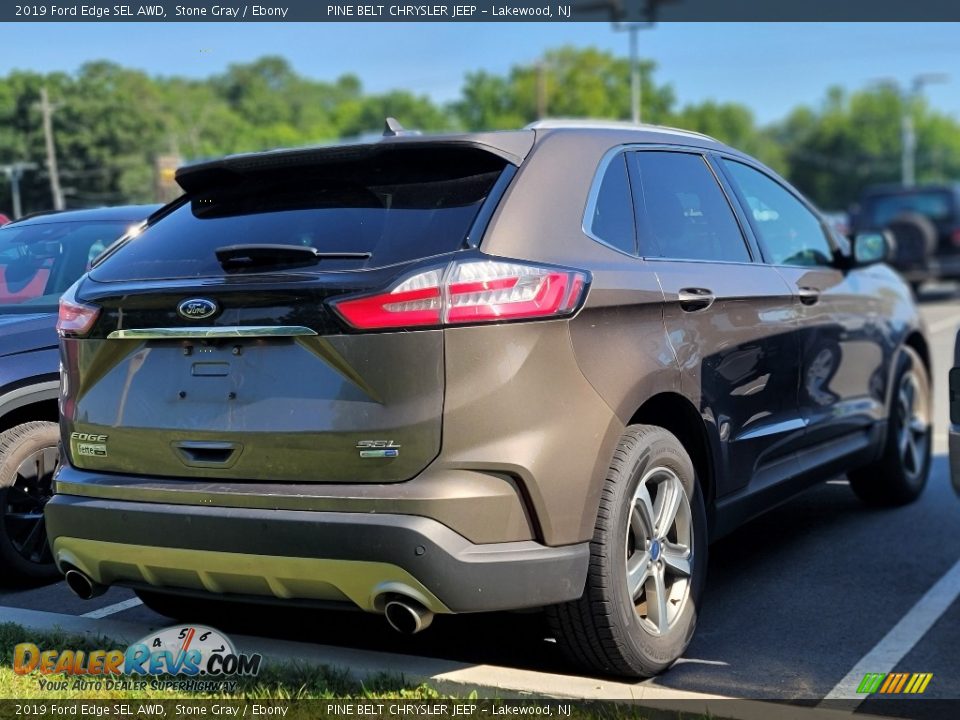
798,287,821,306
678,288,715,312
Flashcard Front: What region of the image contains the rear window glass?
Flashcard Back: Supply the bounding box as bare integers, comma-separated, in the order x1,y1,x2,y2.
864,191,954,227
91,147,508,282
0,220,129,311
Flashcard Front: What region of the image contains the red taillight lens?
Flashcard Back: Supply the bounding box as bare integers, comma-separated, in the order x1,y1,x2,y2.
952,229,960,247
331,260,589,330
332,269,443,329
57,298,100,337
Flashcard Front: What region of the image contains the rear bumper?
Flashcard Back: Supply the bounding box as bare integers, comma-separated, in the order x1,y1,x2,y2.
45,494,589,614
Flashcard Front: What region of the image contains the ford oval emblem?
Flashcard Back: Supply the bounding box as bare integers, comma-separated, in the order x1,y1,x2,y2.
177,298,218,320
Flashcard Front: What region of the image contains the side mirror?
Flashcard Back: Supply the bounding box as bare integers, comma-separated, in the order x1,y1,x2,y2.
851,230,892,267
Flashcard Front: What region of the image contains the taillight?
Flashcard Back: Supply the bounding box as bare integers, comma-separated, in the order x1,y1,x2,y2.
332,259,589,331
57,298,100,337
952,229,960,247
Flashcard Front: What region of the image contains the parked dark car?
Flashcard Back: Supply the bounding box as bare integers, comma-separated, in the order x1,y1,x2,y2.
0,205,158,581
46,123,931,677
851,183,960,289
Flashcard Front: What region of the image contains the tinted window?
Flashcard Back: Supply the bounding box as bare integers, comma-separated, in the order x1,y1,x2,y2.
629,152,750,263
723,160,833,267
92,147,508,282
0,220,128,312
864,191,954,227
588,154,636,255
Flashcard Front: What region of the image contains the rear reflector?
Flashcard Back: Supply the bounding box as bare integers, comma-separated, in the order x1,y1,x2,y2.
57,298,100,337
332,259,588,330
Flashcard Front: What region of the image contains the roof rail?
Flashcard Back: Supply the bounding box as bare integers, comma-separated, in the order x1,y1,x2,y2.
524,118,719,142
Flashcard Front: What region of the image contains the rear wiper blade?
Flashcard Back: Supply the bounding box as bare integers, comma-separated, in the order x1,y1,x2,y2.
215,244,371,268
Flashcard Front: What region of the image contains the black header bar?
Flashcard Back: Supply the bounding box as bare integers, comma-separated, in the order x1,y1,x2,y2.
2,0,960,22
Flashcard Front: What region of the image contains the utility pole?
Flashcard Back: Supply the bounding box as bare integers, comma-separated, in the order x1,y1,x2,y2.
877,74,949,186
628,24,641,124
38,87,65,210
0,162,38,219
535,60,548,119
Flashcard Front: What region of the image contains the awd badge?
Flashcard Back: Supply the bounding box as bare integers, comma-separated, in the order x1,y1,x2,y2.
356,440,401,458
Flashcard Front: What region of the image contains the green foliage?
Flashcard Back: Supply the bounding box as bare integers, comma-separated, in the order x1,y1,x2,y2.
0,47,958,216
455,45,674,128
774,85,960,208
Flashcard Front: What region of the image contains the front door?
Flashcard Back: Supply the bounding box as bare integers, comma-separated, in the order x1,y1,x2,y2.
626,149,804,498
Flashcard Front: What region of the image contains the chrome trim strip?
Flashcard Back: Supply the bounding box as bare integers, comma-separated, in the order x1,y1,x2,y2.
107,326,318,339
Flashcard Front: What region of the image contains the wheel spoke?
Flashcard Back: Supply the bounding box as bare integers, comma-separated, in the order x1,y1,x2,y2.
661,541,692,577
654,475,682,536
898,423,911,457
18,516,46,559
15,455,39,482
627,551,650,600
905,434,919,473
647,567,669,635
4,511,44,522
633,483,655,539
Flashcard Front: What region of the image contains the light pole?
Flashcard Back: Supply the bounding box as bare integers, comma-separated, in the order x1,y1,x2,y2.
1,162,38,219
877,74,949,187
614,22,652,124
576,0,674,125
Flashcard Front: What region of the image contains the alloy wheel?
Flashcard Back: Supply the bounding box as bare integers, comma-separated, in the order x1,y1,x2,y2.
625,466,694,636
897,367,930,480
3,446,58,565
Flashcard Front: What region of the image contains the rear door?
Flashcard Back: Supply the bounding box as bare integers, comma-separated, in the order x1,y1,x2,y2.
627,149,803,497
61,145,513,483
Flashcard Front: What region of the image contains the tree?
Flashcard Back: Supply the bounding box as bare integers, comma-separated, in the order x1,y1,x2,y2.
454,46,674,130
671,101,786,175
774,85,960,208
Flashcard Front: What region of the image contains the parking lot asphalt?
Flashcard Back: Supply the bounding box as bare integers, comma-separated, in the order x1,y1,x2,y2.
2,292,959,714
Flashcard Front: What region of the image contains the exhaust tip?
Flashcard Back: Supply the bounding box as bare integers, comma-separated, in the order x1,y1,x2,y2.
64,568,106,600
384,598,434,634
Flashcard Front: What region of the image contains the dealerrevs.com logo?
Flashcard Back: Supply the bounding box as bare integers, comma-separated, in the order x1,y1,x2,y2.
14,625,262,693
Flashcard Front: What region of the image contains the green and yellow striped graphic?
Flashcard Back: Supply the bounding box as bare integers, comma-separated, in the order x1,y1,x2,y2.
857,672,933,694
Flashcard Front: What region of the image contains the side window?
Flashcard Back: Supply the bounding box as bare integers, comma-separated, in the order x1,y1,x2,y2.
722,160,833,267
588,154,637,255
629,151,751,263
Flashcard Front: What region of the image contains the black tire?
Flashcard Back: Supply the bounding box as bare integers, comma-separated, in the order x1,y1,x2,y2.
135,589,232,621
547,425,708,677
887,212,937,270
0,421,60,583
849,346,931,506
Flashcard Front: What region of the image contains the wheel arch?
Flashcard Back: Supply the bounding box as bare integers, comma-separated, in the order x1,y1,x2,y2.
0,381,60,435
627,393,718,518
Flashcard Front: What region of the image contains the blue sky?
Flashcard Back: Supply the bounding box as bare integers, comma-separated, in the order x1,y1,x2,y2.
1,22,957,125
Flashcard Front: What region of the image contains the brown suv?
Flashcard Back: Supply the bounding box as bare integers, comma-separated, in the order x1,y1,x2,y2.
46,121,932,677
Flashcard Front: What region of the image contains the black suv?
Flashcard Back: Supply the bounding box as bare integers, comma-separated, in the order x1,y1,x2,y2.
852,183,960,289
46,123,931,677
0,205,157,581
